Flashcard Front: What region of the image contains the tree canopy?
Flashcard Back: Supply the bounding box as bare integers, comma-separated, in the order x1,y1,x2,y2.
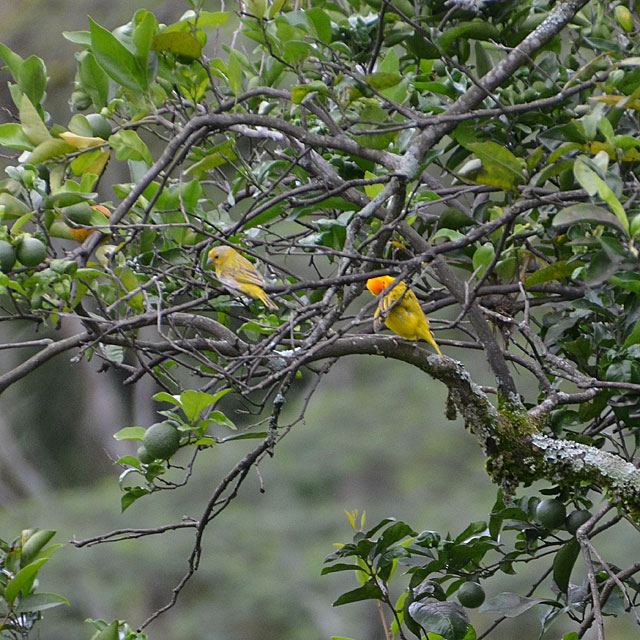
1,0,640,638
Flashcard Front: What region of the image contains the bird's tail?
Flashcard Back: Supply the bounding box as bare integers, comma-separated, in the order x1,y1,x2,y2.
422,331,445,359
259,290,278,310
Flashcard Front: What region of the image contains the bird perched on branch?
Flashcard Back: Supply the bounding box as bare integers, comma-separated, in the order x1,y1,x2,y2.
206,245,278,310
366,275,444,359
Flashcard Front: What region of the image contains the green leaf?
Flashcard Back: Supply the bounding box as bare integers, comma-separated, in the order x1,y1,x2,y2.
479,592,556,617
306,7,332,42
151,32,202,62
321,563,368,575
553,203,627,234
153,391,182,406
133,10,157,77
0,123,33,150
465,142,524,190
92,620,119,640
354,104,397,150
472,243,495,277
474,41,492,77
89,17,147,91
0,42,25,82
15,592,70,613
364,171,385,199
109,130,153,165
113,426,146,441
18,55,47,108
573,158,629,234
363,72,402,91
169,10,230,30
524,260,582,288
228,50,243,96
185,140,237,175
209,410,236,430
121,486,151,511
377,521,415,551
408,599,470,640
622,319,640,348
290,80,329,104
553,538,580,593
5,558,49,604
609,273,640,294
62,30,92,46
180,389,229,423
29,138,75,164
439,21,501,52
20,530,56,566
194,11,230,27
333,582,383,606
19,93,50,145
79,52,110,110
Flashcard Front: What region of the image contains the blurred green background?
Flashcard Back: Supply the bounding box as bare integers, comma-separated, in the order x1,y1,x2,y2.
0,2,635,639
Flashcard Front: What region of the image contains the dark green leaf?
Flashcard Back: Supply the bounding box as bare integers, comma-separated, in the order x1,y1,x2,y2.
408,599,470,640
553,538,580,593
15,592,70,613
321,563,368,575
439,21,501,52
479,592,556,617
333,582,383,606
553,204,627,234
524,260,581,288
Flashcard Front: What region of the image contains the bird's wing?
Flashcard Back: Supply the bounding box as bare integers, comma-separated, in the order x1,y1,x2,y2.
373,305,386,332
234,263,267,287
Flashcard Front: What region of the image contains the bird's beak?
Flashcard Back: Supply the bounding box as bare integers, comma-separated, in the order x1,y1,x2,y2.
205,254,213,268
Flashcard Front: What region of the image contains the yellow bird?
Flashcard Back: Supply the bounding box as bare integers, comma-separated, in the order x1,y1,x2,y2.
206,245,277,310
366,275,444,358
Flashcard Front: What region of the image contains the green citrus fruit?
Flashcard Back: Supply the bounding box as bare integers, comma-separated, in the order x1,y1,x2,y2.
457,582,485,608
536,498,567,530
17,237,47,267
62,202,94,226
70,91,91,110
85,113,112,139
137,444,156,464
143,422,181,460
566,509,591,535
0,240,16,272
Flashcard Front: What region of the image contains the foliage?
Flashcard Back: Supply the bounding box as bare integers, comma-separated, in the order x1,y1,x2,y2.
0,529,67,638
0,0,640,637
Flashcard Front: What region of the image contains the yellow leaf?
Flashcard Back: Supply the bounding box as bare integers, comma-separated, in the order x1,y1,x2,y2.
59,131,107,149
590,95,640,111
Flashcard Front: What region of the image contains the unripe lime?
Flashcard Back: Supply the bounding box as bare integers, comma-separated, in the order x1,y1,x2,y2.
457,582,485,608
70,91,91,110
535,498,567,529
63,202,94,226
85,113,112,139
143,422,181,460
137,444,156,464
17,237,47,267
0,240,16,272
566,509,591,534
